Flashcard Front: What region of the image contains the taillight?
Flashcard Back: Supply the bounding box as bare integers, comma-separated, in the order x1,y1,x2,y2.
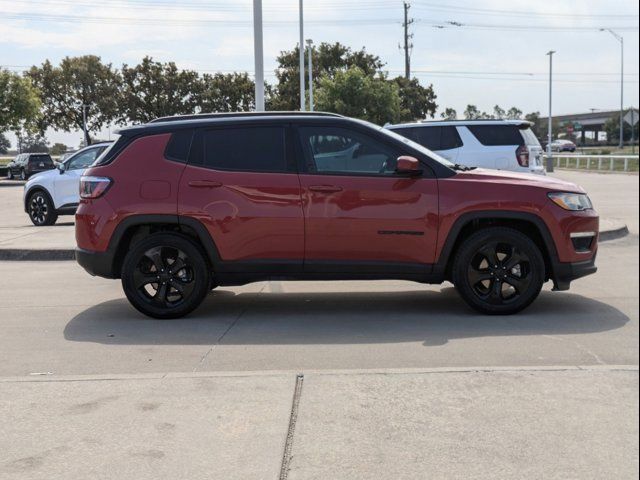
516,145,529,167
80,176,112,199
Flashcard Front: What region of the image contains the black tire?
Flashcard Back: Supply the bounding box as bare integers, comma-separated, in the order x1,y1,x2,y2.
452,227,545,315
27,190,58,226
20,169,27,180
121,233,210,319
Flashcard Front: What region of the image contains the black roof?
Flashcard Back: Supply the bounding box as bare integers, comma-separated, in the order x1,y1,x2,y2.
115,111,347,136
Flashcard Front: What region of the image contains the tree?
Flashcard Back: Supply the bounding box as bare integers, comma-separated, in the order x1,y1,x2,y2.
0,69,41,133
120,57,201,123
197,72,254,112
506,107,523,120
440,108,457,120
0,133,10,154
270,42,385,110
493,105,505,119
16,131,49,153
49,143,68,156
525,111,542,138
464,105,483,120
392,76,437,121
27,56,121,146
604,112,638,144
315,67,402,125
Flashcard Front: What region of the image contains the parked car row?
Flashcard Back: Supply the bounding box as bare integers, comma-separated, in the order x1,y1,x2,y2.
6,153,56,180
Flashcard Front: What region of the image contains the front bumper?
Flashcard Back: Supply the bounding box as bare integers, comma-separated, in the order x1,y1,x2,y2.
551,253,597,291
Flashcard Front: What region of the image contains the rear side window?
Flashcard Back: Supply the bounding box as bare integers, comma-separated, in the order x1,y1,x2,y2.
520,127,541,147
467,125,523,146
393,126,462,151
165,130,193,163
202,127,286,172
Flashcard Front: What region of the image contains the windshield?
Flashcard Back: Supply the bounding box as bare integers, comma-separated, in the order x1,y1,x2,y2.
92,136,121,166
353,119,456,168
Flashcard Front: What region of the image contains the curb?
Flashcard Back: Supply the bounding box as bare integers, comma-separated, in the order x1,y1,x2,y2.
0,224,630,261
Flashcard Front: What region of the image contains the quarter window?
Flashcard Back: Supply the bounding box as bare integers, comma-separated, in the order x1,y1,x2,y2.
202,127,286,172
299,127,399,175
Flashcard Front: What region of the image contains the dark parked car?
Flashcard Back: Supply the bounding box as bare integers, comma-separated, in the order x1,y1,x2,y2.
76,112,598,319
6,153,56,180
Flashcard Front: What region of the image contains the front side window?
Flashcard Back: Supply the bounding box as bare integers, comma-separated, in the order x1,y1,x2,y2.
202,126,286,172
299,127,399,175
66,148,100,170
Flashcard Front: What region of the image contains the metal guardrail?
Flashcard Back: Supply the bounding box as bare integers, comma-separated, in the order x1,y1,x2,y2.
545,154,639,172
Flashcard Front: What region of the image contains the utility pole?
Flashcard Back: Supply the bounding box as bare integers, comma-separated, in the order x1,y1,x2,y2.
299,0,305,111
82,104,90,146
601,29,624,148
306,39,314,111
253,0,265,111
402,2,414,79
546,50,555,173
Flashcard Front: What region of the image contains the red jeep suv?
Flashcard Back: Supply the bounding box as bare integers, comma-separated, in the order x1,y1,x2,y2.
75,112,598,319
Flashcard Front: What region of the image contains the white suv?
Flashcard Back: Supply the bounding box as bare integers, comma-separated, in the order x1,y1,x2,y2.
23,142,112,226
386,120,545,175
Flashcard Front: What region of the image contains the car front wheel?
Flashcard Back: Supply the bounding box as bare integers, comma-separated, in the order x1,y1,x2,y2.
121,233,210,319
28,191,58,226
452,227,545,315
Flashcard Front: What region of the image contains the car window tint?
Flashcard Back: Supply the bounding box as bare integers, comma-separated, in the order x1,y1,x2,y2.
67,149,99,170
165,130,193,163
202,127,286,172
29,154,53,166
440,126,463,150
467,125,524,146
299,126,398,175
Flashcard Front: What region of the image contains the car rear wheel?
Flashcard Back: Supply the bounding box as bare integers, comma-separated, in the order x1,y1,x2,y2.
28,191,58,226
452,227,545,315
121,233,210,319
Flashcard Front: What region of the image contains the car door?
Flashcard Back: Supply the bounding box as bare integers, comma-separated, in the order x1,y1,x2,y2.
54,146,104,207
296,124,439,270
178,125,304,269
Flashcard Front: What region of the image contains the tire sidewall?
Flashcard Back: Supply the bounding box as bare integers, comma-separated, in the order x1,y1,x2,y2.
452,227,545,315
121,233,210,319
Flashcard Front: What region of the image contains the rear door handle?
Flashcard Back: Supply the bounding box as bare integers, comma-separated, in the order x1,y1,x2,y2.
188,180,222,188
308,185,343,193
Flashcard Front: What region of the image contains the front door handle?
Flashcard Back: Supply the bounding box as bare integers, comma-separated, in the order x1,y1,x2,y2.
309,185,343,193
188,180,222,188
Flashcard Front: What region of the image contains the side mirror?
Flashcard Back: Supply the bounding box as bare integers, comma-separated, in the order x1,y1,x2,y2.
395,156,422,176
57,163,65,174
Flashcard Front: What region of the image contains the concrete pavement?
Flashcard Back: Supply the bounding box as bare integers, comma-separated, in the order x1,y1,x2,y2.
0,169,633,258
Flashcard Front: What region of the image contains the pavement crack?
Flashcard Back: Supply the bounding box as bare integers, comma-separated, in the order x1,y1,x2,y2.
543,334,607,365
192,308,246,372
279,373,304,480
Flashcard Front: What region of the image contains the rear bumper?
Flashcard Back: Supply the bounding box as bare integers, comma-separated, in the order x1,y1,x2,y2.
551,254,597,291
75,247,119,279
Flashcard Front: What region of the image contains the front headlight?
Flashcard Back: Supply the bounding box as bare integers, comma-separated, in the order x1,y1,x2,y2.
548,192,593,211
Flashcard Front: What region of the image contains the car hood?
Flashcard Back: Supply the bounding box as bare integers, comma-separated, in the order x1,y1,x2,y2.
452,168,585,193
24,168,58,185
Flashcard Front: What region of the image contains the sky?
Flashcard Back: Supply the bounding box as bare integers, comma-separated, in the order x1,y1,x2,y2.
0,0,638,149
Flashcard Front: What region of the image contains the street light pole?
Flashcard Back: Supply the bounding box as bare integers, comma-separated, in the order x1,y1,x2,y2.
601,28,624,148
546,50,555,173
306,39,314,111
252,0,265,111
299,0,305,111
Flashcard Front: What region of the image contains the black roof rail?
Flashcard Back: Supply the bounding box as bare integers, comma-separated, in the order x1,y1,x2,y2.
148,111,343,124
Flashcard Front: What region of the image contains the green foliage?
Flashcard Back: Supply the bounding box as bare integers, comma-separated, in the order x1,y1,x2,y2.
17,131,49,153
197,72,255,112
0,69,41,133
315,67,402,125
393,76,437,121
27,56,121,145
0,133,10,154
120,57,201,123
604,112,639,143
440,108,457,120
49,142,68,156
270,42,385,111
506,107,523,120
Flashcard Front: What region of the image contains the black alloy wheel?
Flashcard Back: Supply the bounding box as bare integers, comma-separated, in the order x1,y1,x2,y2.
28,191,58,226
121,233,209,319
453,227,545,315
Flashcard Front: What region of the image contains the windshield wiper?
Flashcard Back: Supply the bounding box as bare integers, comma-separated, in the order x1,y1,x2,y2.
451,163,476,171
